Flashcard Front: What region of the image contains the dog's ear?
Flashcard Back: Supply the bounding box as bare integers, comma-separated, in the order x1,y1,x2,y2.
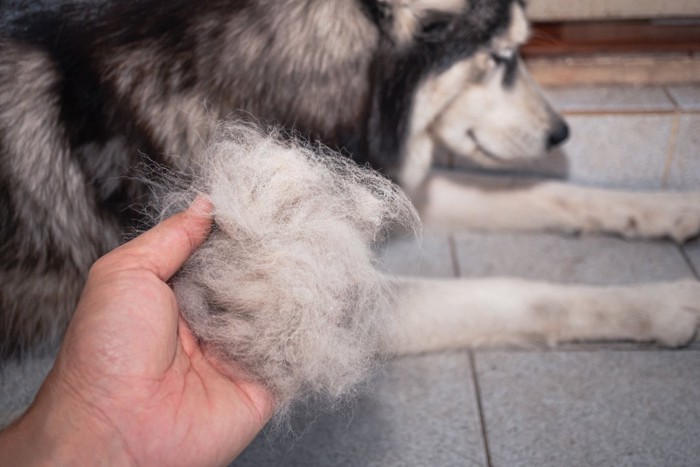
374,0,467,45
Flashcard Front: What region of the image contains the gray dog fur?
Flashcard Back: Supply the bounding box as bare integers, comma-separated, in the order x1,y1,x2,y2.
158,125,417,416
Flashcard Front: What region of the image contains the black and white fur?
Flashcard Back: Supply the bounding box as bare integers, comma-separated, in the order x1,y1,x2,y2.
2,0,700,364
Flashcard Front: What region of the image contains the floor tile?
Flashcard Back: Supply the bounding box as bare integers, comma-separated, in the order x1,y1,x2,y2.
234,352,487,467
449,114,674,190
544,86,675,113
558,114,672,190
666,84,700,111
666,114,700,190
453,231,693,285
475,350,700,467
379,231,455,278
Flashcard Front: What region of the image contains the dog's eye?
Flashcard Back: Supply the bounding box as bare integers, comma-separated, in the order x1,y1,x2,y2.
489,50,520,86
490,51,515,65
491,49,515,65
419,17,451,41
422,20,449,35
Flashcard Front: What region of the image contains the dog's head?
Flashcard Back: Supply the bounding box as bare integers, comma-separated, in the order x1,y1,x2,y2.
427,1,568,166
368,0,568,188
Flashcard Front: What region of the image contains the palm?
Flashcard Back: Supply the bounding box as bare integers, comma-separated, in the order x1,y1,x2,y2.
37,202,273,466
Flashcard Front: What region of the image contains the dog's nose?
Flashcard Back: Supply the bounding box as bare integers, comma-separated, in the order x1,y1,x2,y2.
547,120,570,149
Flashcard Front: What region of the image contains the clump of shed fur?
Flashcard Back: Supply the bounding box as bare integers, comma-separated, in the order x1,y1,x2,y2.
158,124,417,419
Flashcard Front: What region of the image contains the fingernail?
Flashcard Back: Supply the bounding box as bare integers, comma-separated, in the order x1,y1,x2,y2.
189,195,213,216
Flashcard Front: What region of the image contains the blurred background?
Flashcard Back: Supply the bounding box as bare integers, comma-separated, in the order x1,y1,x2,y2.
524,0,700,85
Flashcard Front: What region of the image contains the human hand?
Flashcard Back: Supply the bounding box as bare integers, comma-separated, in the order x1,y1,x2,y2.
0,198,274,466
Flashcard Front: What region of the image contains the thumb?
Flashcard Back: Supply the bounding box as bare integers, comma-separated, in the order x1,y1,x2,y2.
98,197,214,281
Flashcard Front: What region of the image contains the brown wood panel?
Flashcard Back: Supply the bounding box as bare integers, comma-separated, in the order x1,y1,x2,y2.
523,20,700,56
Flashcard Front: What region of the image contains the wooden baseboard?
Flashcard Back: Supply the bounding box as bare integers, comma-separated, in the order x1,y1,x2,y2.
526,53,700,86
523,19,700,57
521,19,700,86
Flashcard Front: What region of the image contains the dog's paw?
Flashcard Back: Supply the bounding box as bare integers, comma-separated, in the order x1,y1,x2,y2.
614,192,700,243
646,280,700,347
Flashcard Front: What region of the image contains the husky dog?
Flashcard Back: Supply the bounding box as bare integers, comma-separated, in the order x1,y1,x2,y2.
1,0,700,358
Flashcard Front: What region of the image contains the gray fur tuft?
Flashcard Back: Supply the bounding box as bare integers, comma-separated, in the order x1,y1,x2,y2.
156,124,417,418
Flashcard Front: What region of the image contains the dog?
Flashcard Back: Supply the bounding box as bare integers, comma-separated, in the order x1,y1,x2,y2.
2,0,700,363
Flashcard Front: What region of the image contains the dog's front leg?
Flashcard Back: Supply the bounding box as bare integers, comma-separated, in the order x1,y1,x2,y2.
383,276,700,355
416,170,700,242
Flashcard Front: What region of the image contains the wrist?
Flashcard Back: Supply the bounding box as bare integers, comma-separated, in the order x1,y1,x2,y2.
0,383,135,466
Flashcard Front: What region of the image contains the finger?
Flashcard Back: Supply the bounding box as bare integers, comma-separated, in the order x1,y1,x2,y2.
105,196,213,281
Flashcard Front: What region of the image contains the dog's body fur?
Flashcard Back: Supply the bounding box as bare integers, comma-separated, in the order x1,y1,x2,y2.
2,0,700,358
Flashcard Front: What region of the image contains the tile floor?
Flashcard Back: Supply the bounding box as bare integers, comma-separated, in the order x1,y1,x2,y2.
450,84,700,191
236,85,700,467
1,85,699,466
233,229,700,467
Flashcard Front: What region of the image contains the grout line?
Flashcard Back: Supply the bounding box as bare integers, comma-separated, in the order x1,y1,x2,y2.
678,245,700,280
476,343,700,353
663,86,681,110
561,109,677,117
661,85,681,190
559,109,700,117
468,350,493,467
661,111,681,189
448,234,462,278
